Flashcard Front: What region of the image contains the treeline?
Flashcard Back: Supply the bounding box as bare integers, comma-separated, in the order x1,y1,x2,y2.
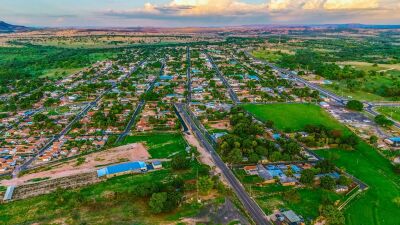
0,43,118,80
218,107,301,163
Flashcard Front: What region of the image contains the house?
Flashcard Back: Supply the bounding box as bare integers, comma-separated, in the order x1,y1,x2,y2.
335,185,349,193
243,165,258,175
281,210,304,225
152,161,163,170
384,137,400,147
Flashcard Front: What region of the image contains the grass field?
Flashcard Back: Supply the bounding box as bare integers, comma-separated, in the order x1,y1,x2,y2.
316,146,400,225
243,103,346,132
243,103,400,225
121,133,188,159
0,164,208,225
234,169,343,220
376,106,400,122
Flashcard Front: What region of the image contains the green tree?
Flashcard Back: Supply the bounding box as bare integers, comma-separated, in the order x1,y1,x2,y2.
374,115,394,127
149,192,168,214
320,176,336,190
319,205,345,225
346,100,363,111
300,169,315,185
171,154,190,170
198,176,214,195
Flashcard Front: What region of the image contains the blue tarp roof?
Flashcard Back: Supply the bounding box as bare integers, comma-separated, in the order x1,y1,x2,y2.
160,75,173,80
389,137,400,142
97,161,147,177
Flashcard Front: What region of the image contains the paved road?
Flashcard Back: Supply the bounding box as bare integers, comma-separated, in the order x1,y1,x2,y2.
204,51,240,104
245,51,400,129
186,46,192,103
175,103,270,225
116,60,165,143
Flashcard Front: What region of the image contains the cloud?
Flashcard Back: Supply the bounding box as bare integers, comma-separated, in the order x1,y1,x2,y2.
101,0,400,25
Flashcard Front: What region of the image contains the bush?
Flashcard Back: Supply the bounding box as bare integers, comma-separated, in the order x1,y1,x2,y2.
346,100,363,111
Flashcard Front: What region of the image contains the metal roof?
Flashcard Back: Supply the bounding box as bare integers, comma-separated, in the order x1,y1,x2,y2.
97,161,147,177
3,185,15,201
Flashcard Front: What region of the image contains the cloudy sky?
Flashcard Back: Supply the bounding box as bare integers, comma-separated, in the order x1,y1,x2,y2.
1,0,399,27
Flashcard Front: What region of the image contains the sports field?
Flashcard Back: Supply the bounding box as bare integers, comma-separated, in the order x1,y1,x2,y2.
243,103,345,132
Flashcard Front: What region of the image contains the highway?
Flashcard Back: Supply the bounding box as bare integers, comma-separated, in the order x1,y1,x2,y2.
204,51,240,104
175,103,271,225
245,51,400,129
116,60,165,143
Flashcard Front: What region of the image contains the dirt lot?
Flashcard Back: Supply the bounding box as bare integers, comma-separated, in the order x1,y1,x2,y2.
2,143,149,186
208,120,231,130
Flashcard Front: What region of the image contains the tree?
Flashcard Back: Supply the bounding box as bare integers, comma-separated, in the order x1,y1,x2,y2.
283,189,300,203
374,115,394,127
319,205,345,225
171,154,190,170
316,160,335,173
320,176,336,190
346,100,363,111
198,176,214,195
369,135,378,144
337,175,352,186
300,169,315,185
149,192,168,214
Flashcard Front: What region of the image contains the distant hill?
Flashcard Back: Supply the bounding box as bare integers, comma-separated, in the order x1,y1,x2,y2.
0,21,31,33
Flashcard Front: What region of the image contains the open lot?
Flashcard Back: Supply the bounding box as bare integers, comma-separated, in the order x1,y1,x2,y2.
121,133,188,159
1,143,149,186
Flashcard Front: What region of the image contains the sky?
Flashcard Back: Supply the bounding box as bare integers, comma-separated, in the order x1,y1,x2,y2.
1,0,399,27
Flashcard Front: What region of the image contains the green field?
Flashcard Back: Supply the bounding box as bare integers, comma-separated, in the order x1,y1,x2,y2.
121,133,188,159
0,164,209,225
243,103,400,225
234,169,343,220
377,106,400,122
316,146,400,225
243,103,345,132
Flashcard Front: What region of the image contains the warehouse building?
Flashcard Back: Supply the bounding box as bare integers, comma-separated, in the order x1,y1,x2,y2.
97,161,147,178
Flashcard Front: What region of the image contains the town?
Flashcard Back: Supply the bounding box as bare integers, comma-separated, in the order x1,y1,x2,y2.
0,21,400,225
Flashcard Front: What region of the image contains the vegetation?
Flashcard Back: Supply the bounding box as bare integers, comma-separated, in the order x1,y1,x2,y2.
346,100,364,111
243,103,345,132
374,114,394,127
121,133,187,159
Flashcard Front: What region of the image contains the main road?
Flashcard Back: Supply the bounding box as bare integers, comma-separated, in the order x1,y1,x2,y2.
204,51,240,104
116,60,165,143
175,103,271,225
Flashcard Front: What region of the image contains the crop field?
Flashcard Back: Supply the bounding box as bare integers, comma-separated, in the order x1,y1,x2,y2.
121,133,188,159
243,103,345,132
376,106,400,122
0,164,208,225
316,145,400,225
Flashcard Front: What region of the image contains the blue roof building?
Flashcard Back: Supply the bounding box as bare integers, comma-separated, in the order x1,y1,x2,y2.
248,75,260,81
160,75,173,80
97,161,147,177
3,185,15,201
